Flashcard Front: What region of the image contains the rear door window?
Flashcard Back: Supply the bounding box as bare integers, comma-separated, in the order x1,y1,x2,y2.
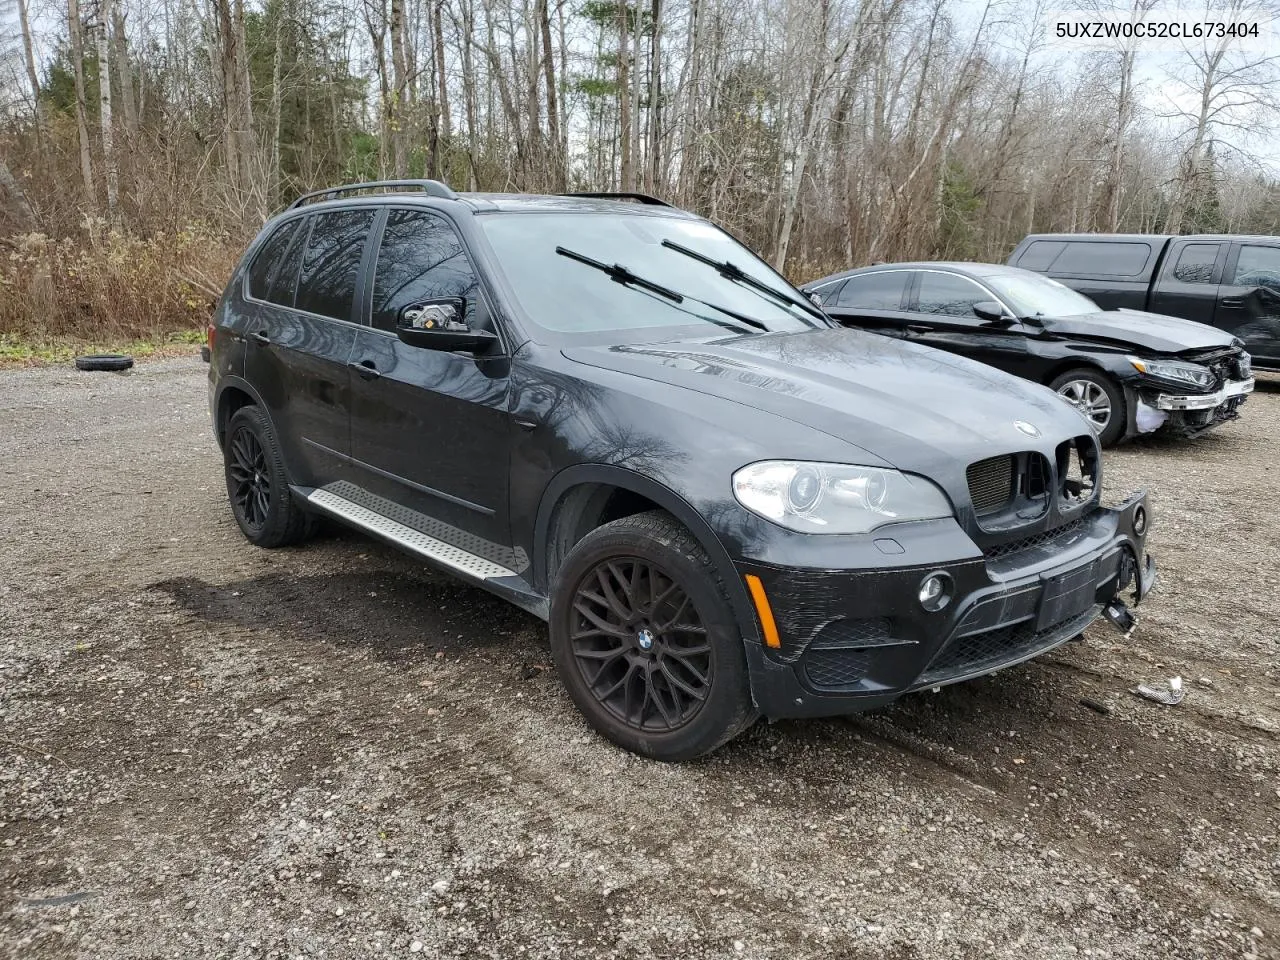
1232,245,1280,289
1052,241,1152,278
295,209,377,322
915,272,992,318
835,272,909,310
248,218,306,306
1171,243,1220,283
371,209,480,332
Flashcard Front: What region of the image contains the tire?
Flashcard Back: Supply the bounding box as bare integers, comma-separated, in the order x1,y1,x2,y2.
75,354,133,372
1050,367,1127,447
548,510,757,761
223,405,317,548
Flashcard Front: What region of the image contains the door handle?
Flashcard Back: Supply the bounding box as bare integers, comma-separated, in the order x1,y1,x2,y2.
349,359,381,380
248,330,271,346
906,324,933,334
1220,297,1243,308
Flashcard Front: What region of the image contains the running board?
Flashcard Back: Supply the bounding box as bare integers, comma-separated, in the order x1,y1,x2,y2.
304,488,516,581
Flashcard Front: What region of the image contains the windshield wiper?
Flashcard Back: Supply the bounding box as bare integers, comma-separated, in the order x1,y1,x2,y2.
555,246,769,333
660,239,827,323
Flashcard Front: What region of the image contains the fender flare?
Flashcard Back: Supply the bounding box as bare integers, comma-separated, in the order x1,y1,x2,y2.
533,463,761,642
212,375,274,446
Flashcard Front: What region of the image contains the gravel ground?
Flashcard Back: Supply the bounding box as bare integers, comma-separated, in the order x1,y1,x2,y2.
1,356,1277,960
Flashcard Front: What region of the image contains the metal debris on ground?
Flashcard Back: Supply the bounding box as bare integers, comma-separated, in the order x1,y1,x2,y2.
1131,676,1184,706
1078,696,1113,715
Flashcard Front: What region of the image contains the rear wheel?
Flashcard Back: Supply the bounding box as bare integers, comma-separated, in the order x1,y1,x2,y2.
224,406,317,547
549,511,756,761
1050,368,1127,447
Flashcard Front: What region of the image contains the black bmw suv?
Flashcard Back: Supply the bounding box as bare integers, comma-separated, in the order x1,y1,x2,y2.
208,180,1156,760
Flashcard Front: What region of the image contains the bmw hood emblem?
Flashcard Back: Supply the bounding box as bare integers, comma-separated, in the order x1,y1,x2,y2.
1014,420,1041,438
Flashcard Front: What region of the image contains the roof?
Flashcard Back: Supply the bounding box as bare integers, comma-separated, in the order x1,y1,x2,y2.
802,261,1028,287
459,193,696,217
1020,232,1280,244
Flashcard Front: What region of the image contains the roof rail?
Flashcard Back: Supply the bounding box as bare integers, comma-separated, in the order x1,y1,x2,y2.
288,179,458,210
562,192,672,207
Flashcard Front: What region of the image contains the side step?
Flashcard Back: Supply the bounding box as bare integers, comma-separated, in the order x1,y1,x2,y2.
304,488,516,580
300,487,549,619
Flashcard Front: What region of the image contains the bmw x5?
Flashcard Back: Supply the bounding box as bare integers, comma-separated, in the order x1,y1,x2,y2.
208,181,1157,760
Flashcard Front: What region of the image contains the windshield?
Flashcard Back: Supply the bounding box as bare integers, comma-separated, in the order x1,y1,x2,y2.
478,213,823,338
986,273,1100,318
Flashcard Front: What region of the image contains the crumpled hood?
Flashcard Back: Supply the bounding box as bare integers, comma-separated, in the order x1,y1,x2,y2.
563,328,1092,483
1040,308,1236,353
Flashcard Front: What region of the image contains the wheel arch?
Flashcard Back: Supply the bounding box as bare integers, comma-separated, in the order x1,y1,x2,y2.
533,465,760,643
213,375,271,449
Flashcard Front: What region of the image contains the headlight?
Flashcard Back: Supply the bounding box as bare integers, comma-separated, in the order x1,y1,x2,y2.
1128,356,1214,390
732,461,953,534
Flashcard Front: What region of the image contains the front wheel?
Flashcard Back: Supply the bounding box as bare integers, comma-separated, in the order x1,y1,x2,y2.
548,511,756,761
1050,368,1127,447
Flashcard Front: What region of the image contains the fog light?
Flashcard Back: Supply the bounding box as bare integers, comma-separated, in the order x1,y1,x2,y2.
919,573,951,612
1133,505,1147,536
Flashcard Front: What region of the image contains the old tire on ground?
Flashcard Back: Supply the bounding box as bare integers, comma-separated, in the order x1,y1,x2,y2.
1050,367,1127,447
549,510,757,761
224,405,317,548
74,354,134,372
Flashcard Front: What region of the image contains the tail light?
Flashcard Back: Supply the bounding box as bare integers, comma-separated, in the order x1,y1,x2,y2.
207,322,216,351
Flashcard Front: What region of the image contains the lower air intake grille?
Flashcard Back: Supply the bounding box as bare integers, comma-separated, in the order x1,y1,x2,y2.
804,648,873,688
967,455,1015,515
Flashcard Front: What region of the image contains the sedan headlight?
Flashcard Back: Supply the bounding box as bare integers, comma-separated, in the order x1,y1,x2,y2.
1128,356,1214,390
732,461,953,534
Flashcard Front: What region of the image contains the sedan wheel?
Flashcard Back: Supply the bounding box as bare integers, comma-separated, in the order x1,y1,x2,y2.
1056,378,1112,432
1049,368,1127,447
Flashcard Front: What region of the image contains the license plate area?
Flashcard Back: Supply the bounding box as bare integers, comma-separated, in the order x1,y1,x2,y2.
1037,559,1100,630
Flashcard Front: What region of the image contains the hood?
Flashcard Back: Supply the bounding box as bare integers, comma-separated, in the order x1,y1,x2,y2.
1038,308,1236,354
563,328,1092,483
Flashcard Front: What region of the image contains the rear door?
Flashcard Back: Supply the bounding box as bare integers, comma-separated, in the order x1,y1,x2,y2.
900,271,1031,375
1148,240,1224,325
818,270,913,338
346,207,513,555
1218,242,1280,364
241,208,377,486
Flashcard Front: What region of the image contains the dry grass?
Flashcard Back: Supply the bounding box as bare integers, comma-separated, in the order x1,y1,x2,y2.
0,223,241,346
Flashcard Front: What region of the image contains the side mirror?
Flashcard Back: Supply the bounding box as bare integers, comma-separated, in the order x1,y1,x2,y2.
395,298,499,352
972,301,1014,325
808,292,824,306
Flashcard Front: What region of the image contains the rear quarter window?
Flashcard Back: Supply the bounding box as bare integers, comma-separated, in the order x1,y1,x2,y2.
248,219,305,305
1051,241,1153,278
1014,240,1066,271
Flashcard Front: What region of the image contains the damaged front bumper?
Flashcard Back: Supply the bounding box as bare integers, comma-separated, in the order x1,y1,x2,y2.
738,493,1155,720
1130,377,1254,437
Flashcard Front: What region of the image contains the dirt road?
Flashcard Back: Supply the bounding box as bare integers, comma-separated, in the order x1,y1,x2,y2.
1,356,1277,959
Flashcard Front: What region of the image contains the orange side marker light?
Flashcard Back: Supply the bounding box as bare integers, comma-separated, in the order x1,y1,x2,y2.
744,574,781,649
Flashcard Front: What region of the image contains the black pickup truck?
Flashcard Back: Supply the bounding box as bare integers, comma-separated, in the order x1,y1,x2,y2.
1008,233,1280,370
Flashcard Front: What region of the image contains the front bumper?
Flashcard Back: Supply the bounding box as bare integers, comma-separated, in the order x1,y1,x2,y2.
1153,377,1254,411
738,493,1155,720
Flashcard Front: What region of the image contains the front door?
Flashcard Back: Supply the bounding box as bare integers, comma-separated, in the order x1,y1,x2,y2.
819,270,914,339
901,271,1031,375
241,208,377,486
346,208,514,563
1218,242,1280,365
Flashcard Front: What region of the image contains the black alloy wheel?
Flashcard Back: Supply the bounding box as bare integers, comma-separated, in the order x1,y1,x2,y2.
227,425,271,535
549,510,756,761
222,405,317,548
569,557,713,732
